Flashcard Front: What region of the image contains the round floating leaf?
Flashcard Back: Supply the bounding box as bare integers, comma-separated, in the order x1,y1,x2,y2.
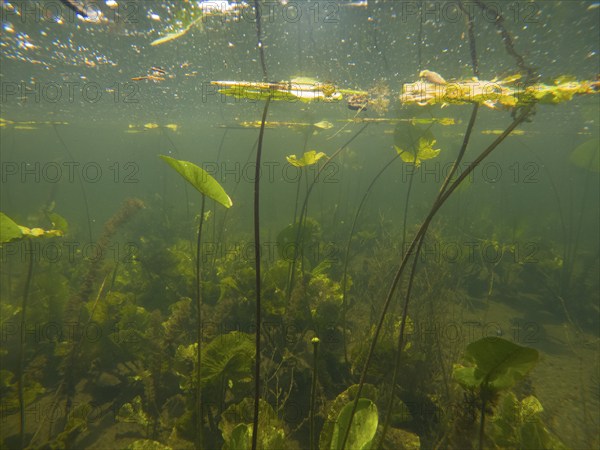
286,150,327,167
160,155,232,208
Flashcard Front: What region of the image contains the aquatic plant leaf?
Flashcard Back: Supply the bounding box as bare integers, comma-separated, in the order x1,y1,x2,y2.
570,139,600,173
220,398,288,450
286,150,327,167
319,384,380,450
224,423,251,450
453,337,539,393
490,392,568,450
394,122,441,167
0,212,23,243
200,331,254,387
395,137,441,167
117,395,150,427
160,155,233,208
45,210,69,234
329,398,378,450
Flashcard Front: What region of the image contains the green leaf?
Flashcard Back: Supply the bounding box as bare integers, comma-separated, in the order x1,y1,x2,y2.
45,210,69,235
225,423,252,450
453,337,539,393
200,332,254,387
286,150,327,167
220,399,288,450
329,398,378,450
393,122,441,167
160,155,233,208
0,212,23,243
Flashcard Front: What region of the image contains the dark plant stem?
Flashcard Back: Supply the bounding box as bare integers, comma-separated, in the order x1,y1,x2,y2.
18,238,34,450
340,105,535,450
379,6,481,445
196,194,206,449
251,2,269,446
310,337,320,450
478,395,487,450
252,95,271,450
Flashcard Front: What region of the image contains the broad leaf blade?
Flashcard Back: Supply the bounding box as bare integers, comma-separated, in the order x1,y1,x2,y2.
1,212,24,243
329,398,378,450
464,337,539,392
160,155,232,208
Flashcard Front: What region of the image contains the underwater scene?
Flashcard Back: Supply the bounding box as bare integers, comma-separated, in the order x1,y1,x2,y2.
1,1,599,449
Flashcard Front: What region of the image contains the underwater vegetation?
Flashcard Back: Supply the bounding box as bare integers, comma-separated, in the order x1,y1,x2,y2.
1,1,599,450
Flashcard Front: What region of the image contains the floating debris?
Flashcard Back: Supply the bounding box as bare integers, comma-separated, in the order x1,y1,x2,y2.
0,118,69,129
126,123,179,133
401,73,600,108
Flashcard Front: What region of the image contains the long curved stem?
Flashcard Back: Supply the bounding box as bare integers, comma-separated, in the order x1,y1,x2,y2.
250,2,269,444
251,95,271,450
340,105,534,450
309,337,320,450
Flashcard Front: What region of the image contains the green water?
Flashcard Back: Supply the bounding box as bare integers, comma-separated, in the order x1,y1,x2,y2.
1,1,599,449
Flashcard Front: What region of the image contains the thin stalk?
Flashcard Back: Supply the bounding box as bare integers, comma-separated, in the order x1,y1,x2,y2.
340,105,535,450
378,5,481,445
196,195,206,449
252,95,271,450
251,3,269,445
309,337,320,450
18,238,34,450
478,396,487,450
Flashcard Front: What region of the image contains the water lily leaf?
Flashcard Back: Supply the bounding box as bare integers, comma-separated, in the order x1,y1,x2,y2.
395,137,441,167
329,398,378,450
394,122,441,167
160,155,232,208
286,150,327,167
453,337,539,393
570,139,600,172
1,212,24,243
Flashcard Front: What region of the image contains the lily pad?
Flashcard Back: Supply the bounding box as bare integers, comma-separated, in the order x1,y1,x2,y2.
160,155,233,208
394,123,441,167
286,150,327,167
